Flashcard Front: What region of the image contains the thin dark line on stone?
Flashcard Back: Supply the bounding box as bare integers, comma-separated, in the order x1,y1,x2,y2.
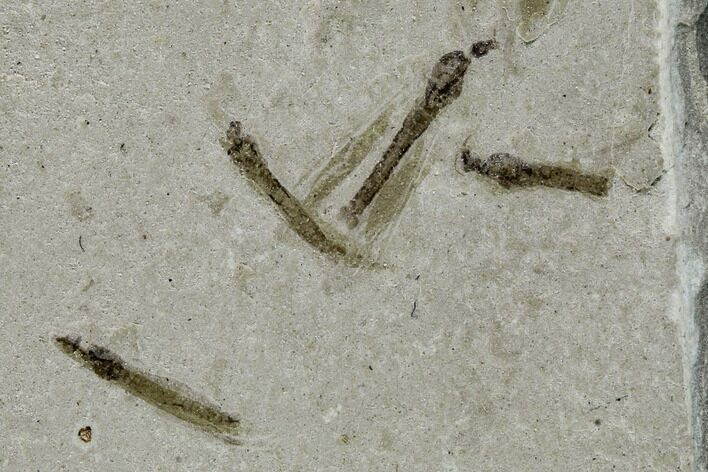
54,335,241,445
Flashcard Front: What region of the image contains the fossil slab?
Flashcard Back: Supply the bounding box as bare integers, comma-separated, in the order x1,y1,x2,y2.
0,1,697,470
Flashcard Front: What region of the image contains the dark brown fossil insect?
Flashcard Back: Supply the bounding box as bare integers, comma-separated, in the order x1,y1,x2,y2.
461,151,611,197
55,336,241,445
340,40,497,227
223,40,498,257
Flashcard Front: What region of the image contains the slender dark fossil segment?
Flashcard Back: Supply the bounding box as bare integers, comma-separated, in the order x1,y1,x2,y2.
54,336,241,445
461,151,611,197
224,121,348,258
340,40,497,227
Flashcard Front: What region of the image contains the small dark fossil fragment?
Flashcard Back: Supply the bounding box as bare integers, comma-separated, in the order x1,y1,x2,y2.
470,39,498,58
78,426,92,443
